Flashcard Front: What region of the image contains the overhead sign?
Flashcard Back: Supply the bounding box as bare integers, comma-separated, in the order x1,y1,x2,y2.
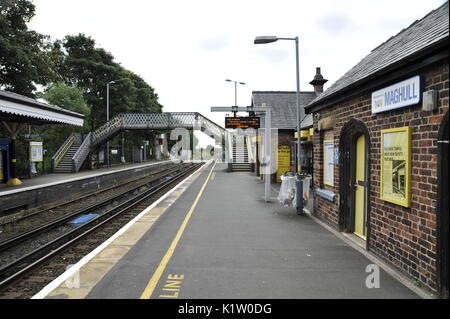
372,76,421,114
225,117,260,129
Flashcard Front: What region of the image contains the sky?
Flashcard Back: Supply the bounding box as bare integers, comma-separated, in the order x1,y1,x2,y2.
28,0,446,134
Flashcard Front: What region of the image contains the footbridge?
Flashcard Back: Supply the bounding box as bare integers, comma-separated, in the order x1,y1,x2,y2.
52,112,229,173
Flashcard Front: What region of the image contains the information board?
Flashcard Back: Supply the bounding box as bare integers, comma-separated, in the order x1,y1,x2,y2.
29,141,43,162
225,117,260,129
380,126,411,207
276,145,291,182
323,140,334,186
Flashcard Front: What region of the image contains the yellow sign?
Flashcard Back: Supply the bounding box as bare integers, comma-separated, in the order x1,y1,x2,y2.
380,126,411,207
277,145,291,182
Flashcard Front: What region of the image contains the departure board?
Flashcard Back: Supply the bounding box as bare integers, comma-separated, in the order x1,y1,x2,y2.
225,117,260,129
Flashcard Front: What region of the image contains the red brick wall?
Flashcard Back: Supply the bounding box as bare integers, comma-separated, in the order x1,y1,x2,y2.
311,60,449,292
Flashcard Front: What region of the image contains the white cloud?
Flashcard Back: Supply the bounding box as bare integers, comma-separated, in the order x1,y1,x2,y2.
28,0,446,128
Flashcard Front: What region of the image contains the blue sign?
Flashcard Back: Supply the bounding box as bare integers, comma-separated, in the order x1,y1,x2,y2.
372,76,422,114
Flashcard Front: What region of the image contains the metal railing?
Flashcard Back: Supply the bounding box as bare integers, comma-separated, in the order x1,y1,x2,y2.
91,116,123,147
51,133,76,172
72,132,92,173
63,112,226,173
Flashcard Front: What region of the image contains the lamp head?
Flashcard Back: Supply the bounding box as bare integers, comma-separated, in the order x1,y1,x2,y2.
254,36,278,44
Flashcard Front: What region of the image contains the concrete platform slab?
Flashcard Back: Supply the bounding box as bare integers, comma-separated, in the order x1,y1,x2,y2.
35,162,420,299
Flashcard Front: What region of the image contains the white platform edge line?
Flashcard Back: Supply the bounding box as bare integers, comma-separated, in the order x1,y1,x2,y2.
31,160,212,299
0,160,173,196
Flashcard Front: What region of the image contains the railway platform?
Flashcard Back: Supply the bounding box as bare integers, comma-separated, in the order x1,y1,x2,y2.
33,161,421,299
0,160,173,217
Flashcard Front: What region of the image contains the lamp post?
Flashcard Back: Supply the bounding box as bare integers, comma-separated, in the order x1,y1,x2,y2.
254,35,304,214
225,79,245,117
106,80,115,168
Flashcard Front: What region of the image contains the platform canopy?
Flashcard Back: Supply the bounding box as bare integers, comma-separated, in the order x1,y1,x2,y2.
0,90,84,126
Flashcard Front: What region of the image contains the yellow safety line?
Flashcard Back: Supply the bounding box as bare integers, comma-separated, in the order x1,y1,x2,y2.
139,161,216,299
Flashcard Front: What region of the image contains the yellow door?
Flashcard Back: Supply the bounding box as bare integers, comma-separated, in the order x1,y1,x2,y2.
354,135,367,240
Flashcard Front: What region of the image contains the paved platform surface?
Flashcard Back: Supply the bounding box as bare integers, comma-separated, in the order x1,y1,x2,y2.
0,160,170,195
39,162,419,299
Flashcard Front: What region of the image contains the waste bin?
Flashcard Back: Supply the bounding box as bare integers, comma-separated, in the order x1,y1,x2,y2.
278,172,311,208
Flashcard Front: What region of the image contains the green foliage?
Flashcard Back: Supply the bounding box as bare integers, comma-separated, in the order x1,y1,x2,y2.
0,0,56,97
40,82,90,116
53,34,163,130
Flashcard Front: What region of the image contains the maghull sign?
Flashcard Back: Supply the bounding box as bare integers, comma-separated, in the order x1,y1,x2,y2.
371,76,422,114
225,117,260,129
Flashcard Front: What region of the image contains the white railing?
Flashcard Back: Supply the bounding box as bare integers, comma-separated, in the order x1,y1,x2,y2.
72,132,92,173
66,112,227,173
51,133,76,171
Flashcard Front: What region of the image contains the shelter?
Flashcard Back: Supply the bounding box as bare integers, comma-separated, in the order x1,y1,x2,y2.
0,90,84,185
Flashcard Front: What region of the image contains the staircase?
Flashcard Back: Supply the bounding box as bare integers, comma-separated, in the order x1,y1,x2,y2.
231,135,252,172
54,144,80,173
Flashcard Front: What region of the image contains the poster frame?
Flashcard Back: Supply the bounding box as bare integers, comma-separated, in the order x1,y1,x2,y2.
323,139,334,187
380,126,411,207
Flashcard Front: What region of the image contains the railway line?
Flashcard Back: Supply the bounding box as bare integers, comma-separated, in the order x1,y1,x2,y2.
0,161,203,298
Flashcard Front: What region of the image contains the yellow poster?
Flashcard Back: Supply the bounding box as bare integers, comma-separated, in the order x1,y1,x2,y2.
277,145,290,182
381,127,411,207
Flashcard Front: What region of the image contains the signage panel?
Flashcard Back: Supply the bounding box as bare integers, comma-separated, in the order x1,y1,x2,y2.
372,76,421,114
380,126,411,207
323,140,334,186
225,117,260,129
29,141,43,162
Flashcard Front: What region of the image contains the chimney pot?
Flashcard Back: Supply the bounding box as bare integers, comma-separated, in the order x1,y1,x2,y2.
310,67,328,94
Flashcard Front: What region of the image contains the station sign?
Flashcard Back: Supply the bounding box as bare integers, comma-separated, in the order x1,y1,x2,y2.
371,75,422,114
29,141,43,162
225,117,260,129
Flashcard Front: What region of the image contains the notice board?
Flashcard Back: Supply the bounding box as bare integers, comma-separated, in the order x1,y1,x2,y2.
323,140,334,186
380,126,411,207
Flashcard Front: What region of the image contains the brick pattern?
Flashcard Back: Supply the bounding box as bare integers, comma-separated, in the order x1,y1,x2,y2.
311,60,449,292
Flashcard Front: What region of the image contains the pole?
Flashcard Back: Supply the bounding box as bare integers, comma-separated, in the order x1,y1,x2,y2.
121,131,125,164
295,36,304,214
106,83,110,168
233,81,237,117
264,103,271,202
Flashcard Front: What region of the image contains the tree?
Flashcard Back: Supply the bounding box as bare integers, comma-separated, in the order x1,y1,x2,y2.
53,34,163,130
38,83,90,167
0,0,55,97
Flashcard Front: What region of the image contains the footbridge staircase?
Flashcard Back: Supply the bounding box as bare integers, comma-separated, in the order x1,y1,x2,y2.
52,112,227,173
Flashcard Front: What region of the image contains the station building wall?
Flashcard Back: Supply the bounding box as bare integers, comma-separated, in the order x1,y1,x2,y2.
311,59,448,292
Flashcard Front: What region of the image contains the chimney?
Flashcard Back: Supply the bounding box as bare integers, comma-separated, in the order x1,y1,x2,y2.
309,67,328,94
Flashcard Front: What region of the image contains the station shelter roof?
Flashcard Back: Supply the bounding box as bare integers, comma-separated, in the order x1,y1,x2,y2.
0,89,84,126
251,91,317,130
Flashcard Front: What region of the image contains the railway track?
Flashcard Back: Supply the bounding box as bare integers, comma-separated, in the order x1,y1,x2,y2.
0,162,181,230
0,162,204,298
0,163,186,250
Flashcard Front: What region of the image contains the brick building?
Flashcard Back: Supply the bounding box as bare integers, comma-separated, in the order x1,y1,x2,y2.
251,90,317,181
305,2,449,297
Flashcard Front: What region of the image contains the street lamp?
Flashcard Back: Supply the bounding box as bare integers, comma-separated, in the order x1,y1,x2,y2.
225,79,246,116
106,80,115,168
254,35,304,214
106,79,127,167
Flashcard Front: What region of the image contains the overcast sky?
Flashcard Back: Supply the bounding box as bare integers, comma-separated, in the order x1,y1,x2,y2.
29,0,446,130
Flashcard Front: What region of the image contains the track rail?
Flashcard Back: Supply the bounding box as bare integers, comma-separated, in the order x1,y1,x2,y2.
0,162,177,228
0,163,185,251
0,162,204,289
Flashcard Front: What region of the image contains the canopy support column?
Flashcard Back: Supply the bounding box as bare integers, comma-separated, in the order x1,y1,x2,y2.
2,121,27,186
